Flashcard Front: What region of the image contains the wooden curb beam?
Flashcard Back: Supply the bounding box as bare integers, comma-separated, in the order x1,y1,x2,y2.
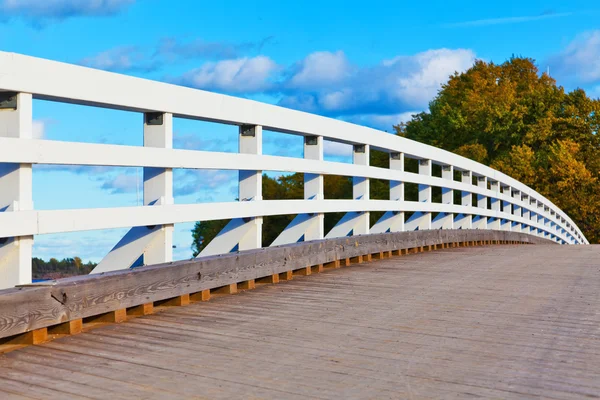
0,229,553,353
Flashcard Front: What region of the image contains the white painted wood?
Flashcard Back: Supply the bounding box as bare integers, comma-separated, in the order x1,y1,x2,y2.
406,159,432,231
199,125,263,256
303,135,324,241
432,165,454,230
143,112,174,264
0,137,587,240
352,144,370,235
238,125,262,250
501,186,512,231
0,200,574,244
454,170,472,229
371,152,404,234
0,51,586,242
0,52,587,285
488,181,501,230
0,92,33,288
473,176,488,230
270,135,324,246
512,190,522,232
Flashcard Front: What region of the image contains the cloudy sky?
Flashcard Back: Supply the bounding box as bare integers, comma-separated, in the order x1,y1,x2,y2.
1,0,598,262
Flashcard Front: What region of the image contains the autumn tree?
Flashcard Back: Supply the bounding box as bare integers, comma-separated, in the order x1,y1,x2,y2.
400,57,600,242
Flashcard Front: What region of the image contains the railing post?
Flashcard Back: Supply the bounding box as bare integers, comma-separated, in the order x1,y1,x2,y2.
239,125,263,249
353,144,370,235
143,112,173,264
304,136,324,240
406,159,432,230
433,165,453,229
473,176,487,229
454,170,472,229
488,180,501,230
511,190,521,232
418,159,431,230
539,203,547,239
501,185,512,231
0,92,33,288
521,194,530,234
544,206,552,240
389,152,405,232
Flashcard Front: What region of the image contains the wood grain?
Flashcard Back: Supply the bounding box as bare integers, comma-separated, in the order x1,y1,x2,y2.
0,230,553,339
0,244,598,399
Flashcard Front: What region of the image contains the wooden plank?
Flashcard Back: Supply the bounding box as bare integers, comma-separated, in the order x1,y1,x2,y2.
0,245,595,399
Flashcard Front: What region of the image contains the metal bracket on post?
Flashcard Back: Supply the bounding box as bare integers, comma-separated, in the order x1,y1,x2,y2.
144,112,164,126
0,92,18,110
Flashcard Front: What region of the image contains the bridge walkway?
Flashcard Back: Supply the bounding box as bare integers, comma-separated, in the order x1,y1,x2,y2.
0,245,599,399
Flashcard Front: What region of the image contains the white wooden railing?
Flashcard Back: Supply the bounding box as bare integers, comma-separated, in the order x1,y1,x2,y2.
0,52,588,289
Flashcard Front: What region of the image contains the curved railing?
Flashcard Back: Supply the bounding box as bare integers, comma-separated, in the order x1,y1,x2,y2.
0,52,588,289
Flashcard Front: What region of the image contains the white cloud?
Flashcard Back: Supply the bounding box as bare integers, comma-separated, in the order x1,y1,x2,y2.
549,30,600,84
0,0,134,23
176,56,278,93
174,169,237,197
444,12,574,28
388,49,477,107
33,228,129,262
287,51,351,88
169,47,476,129
100,173,138,194
324,140,353,157
277,48,476,126
345,112,417,130
80,46,157,73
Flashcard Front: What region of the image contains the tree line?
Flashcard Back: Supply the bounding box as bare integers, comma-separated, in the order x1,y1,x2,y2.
191,57,598,253
32,257,97,280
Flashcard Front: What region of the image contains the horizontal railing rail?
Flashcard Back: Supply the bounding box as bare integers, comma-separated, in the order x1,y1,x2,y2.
0,51,588,289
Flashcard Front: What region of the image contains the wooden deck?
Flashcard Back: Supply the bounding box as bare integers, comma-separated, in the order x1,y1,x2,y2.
1,244,599,399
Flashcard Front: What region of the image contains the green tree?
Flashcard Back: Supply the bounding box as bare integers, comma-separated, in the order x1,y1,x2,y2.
400,57,600,243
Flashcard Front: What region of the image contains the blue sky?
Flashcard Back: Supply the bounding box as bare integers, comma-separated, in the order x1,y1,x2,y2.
1,0,598,262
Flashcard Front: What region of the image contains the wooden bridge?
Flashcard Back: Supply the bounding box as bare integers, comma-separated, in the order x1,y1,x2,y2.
1,242,599,399
0,53,596,398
